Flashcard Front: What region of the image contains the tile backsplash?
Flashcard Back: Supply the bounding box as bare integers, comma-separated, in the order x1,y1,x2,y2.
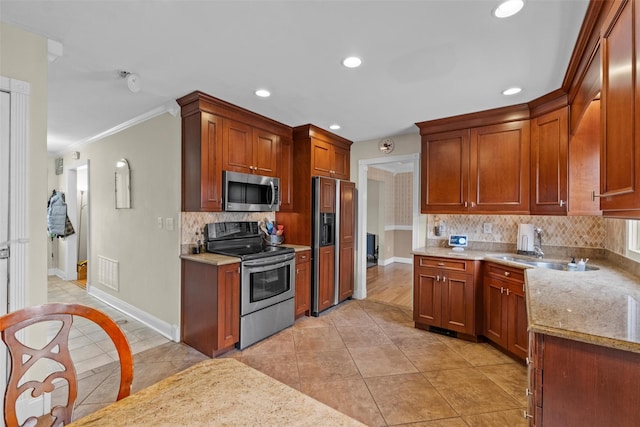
427,214,608,249
181,211,275,248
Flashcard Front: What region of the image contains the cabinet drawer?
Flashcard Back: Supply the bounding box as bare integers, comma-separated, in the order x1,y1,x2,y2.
486,262,525,283
415,256,473,273
296,251,311,264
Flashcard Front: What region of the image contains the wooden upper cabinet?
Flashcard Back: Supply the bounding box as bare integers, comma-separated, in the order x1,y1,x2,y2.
223,120,279,177
303,125,351,180
278,136,294,212
470,120,530,213
599,0,640,216
418,107,530,214
421,129,469,213
530,107,569,215
180,111,223,212
223,119,253,174
178,91,291,212
252,128,279,176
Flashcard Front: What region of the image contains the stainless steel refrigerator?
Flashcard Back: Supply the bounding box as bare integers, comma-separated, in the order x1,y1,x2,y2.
311,176,356,316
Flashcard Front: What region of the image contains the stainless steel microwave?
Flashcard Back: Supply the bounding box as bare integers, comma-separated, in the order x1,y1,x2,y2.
223,171,280,212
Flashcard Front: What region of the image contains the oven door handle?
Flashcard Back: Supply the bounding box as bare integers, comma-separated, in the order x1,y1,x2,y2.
242,255,295,269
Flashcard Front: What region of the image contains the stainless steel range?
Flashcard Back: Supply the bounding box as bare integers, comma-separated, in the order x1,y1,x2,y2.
204,222,295,349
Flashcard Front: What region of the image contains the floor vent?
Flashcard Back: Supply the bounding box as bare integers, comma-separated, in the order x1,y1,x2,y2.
97,255,119,291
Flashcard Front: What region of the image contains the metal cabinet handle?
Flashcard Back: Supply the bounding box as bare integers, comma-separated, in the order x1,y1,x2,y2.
464,201,468,207
436,275,440,282
504,271,511,277
525,388,533,396
523,411,533,419
506,288,511,295
442,276,446,282
526,357,532,366
470,202,476,208
437,263,445,266
559,199,566,207
500,287,505,294
296,269,300,274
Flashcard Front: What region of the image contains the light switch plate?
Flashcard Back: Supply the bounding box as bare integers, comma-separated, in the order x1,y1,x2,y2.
157,217,163,229
483,222,492,234
166,217,174,231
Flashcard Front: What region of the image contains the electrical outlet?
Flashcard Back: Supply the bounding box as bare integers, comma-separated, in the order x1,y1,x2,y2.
483,222,492,234
166,217,174,231
157,217,163,229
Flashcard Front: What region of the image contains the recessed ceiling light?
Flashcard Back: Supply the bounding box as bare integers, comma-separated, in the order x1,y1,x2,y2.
342,56,362,68
502,87,522,95
493,0,525,18
255,89,271,98
329,124,341,130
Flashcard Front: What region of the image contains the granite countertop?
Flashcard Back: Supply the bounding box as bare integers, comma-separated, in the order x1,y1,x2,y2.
180,252,241,266
69,358,365,426
413,247,640,354
181,244,311,265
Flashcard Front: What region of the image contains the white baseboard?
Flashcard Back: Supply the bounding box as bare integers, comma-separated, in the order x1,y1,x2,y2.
88,285,180,342
379,257,412,266
47,268,65,278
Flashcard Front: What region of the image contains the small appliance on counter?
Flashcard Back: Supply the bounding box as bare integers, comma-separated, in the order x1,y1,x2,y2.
448,234,468,251
517,223,535,255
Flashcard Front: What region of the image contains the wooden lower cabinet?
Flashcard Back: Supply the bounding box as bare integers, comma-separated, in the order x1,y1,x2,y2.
413,256,480,337
483,262,528,360
181,260,240,357
295,250,311,318
527,333,640,426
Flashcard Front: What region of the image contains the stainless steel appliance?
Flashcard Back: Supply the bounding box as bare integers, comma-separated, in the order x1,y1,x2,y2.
223,171,280,212
311,177,356,316
204,221,295,349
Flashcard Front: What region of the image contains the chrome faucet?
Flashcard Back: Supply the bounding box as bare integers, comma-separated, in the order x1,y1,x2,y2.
533,227,544,258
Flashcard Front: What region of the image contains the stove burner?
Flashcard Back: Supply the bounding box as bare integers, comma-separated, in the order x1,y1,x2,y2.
204,221,294,261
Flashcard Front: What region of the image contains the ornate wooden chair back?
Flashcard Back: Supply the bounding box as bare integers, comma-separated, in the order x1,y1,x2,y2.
0,303,133,426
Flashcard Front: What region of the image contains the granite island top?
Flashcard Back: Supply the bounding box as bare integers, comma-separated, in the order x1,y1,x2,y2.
413,247,640,354
69,358,365,426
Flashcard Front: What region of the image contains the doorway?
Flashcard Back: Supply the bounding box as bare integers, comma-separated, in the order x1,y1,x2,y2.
355,153,424,309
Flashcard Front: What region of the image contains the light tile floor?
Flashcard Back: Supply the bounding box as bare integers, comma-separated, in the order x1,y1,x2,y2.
47,275,171,372
49,276,529,426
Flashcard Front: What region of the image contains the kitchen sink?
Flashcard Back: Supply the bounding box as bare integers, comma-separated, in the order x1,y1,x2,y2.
493,255,599,271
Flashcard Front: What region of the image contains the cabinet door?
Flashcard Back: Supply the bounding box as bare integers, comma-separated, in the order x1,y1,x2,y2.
530,108,568,215
441,271,474,335
470,121,530,213
338,181,356,302
199,112,223,211
483,277,508,347
318,245,335,312
600,0,640,213
311,139,333,177
278,136,294,211
413,265,441,326
223,119,253,174
253,129,278,176
332,145,350,180
319,177,336,213
421,129,470,213
182,112,223,212
217,263,240,350
295,251,311,317
507,284,528,359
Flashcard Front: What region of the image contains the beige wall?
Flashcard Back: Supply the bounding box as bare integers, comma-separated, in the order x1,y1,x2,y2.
0,23,49,307
54,113,182,327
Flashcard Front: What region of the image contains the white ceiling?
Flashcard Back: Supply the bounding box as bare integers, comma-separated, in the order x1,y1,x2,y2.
1,0,589,155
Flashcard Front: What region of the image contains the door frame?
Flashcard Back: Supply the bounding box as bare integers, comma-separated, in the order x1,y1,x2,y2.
0,76,30,399
355,153,421,300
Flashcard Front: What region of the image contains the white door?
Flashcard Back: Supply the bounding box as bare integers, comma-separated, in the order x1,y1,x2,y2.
0,90,10,394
